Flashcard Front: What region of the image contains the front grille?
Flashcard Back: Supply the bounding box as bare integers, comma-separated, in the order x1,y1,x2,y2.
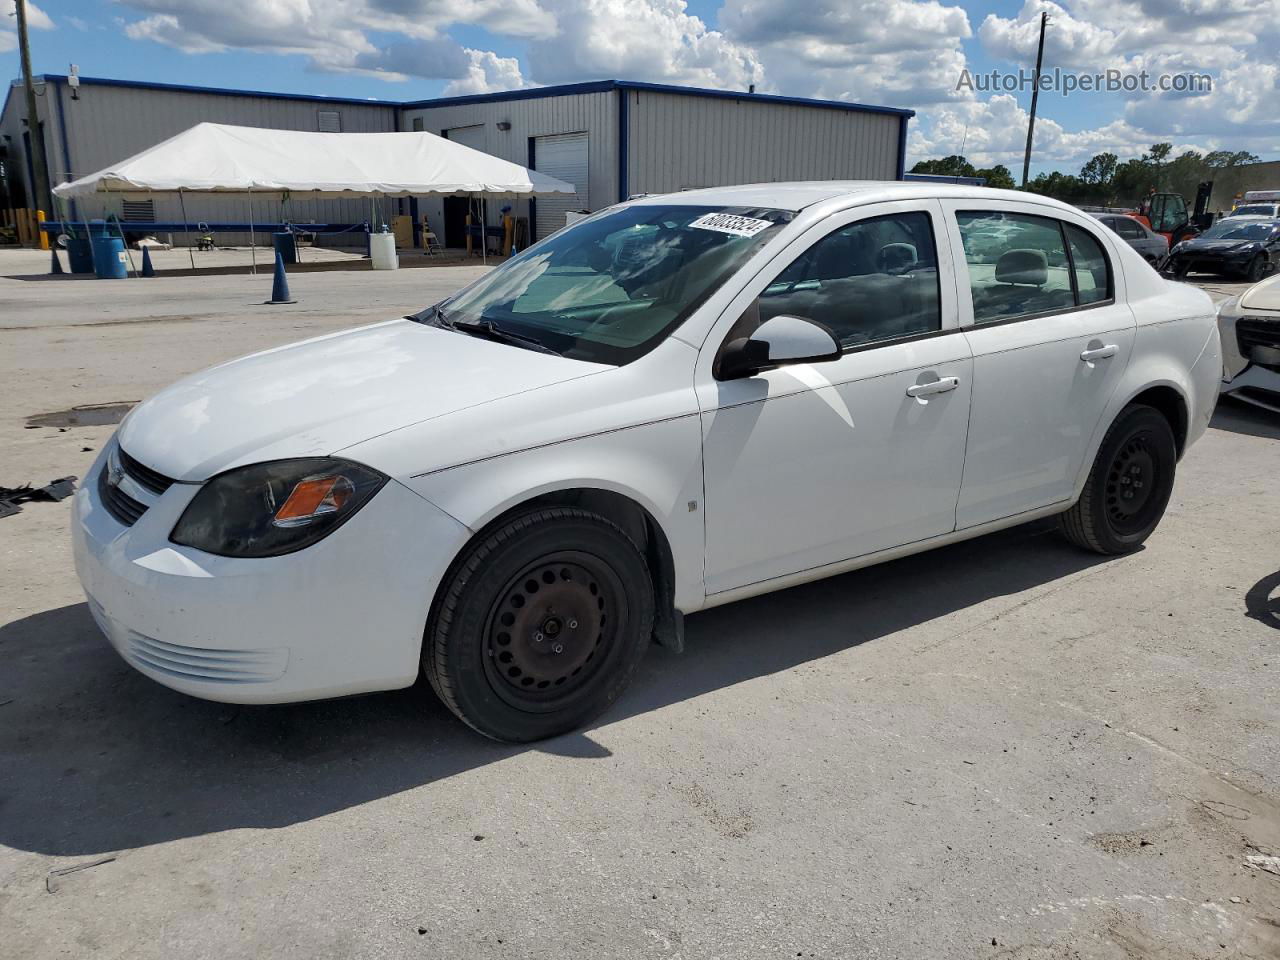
118,447,175,495
124,632,288,684
1238,317,1280,357
98,464,147,526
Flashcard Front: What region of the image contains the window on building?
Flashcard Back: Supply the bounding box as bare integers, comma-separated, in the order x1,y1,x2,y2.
317,110,342,133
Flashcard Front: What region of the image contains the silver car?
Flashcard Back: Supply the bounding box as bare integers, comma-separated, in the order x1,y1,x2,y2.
1091,213,1169,265
1219,272,1280,412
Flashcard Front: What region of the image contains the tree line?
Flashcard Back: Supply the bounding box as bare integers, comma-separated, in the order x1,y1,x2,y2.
910,144,1259,208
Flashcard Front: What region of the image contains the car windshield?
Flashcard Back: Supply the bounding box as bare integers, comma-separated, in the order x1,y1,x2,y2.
1202,220,1276,241
1232,205,1274,217
420,204,793,365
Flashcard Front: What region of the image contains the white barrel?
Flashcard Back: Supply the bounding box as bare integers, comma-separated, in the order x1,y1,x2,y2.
370,232,398,270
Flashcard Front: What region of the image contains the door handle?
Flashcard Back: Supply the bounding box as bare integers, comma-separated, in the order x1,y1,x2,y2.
1080,344,1118,362
906,376,960,398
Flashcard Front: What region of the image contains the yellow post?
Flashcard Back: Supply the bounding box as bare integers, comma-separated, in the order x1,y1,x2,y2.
502,215,514,256
37,209,50,250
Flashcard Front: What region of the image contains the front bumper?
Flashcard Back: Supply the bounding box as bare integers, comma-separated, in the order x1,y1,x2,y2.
1165,252,1255,276
72,442,471,704
1221,363,1280,412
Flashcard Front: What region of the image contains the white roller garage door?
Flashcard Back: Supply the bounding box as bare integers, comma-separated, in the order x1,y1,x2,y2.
445,125,486,151
534,132,588,241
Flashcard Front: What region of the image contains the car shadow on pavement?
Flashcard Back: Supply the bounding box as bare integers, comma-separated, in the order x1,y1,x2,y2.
1212,397,1280,440
0,520,1111,857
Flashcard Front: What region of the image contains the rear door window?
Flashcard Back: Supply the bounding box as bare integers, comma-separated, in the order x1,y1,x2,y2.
957,212,1114,323
956,212,1076,324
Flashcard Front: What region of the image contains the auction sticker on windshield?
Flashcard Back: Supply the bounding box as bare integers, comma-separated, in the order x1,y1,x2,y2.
689,213,774,238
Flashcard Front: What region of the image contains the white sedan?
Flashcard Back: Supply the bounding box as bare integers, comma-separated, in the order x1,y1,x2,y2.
73,182,1222,741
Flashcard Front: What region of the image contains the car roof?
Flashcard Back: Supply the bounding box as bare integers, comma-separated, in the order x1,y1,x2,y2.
626,180,1076,213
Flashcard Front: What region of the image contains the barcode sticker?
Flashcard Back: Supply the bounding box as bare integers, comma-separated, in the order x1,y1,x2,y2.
689,213,774,238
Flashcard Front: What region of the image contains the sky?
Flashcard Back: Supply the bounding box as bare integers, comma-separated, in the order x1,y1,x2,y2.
3,0,1277,177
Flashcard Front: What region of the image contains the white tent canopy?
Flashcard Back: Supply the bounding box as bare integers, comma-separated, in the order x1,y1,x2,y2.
53,122,577,199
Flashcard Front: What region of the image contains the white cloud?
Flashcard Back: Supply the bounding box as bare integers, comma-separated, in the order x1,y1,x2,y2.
3,0,54,29
720,0,972,107
444,49,528,95
2,0,54,52
526,0,760,89
119,0,552,78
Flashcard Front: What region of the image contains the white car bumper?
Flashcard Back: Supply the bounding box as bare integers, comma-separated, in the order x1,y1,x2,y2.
72,442,471,704
1222,363,1280,412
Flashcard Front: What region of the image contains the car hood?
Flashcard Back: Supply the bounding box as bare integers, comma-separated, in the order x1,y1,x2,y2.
1241,273,1280,312
117,319,608,482
1179,238,1258,254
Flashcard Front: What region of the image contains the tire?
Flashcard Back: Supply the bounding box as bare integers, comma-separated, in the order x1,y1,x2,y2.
424,507,654,742
1060,404,1178,556
1246,254,1266,283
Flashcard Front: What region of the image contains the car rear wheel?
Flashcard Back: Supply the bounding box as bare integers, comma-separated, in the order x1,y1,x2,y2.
1059,404,1177,555
424,507,654,742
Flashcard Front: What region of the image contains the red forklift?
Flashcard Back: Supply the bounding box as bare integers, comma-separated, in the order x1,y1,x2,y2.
1131,182,1214,246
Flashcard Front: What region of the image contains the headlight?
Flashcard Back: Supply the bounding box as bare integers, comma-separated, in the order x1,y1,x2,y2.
171,458,388,558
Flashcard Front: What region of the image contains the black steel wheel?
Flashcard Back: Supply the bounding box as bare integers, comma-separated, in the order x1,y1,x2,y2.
1060,404,1177,555
424,507,654,742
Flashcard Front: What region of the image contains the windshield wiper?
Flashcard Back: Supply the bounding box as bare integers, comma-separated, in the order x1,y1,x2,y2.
409,303,452,328
450,318,564,356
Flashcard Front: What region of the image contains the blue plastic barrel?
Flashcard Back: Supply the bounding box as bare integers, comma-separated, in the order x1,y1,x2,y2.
65,235,95,274
90,228,128,279
272,231,297,265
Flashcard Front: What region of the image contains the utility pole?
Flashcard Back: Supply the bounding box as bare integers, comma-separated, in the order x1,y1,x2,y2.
15,0,51,212
1021,10,1048,188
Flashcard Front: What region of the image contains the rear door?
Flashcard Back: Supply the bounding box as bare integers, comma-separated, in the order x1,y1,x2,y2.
939,201,1136,530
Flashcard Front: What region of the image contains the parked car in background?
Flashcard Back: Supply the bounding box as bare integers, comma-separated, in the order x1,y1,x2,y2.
1229,202,1280,219
73,182,1221,742
1231,191,1280,219
1090,213,1169,265
1219,271,1280,412
1164,217,1280,282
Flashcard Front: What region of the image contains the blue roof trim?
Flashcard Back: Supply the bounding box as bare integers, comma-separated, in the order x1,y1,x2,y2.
9,74,915,124
399,80,617,110
32,74,398,109
615,80,913,118
398,79,915,119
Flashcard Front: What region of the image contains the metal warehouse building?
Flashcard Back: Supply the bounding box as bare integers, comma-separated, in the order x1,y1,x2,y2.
2,75,913,248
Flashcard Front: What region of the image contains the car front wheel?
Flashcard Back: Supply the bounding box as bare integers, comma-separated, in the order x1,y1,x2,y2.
1246,254,1267,283
424,507,654,742
1060,404,1178,555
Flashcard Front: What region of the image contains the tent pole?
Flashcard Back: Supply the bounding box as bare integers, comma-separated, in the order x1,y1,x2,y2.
248,187,257,276
178,189,196,270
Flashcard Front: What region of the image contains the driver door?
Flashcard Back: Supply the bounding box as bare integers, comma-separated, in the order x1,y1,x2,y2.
696,200,974,596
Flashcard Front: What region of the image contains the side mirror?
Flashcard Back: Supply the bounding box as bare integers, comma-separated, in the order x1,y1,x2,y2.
716,314,841,380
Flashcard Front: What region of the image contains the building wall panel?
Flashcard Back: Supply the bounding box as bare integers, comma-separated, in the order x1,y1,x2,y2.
626,90,902,199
